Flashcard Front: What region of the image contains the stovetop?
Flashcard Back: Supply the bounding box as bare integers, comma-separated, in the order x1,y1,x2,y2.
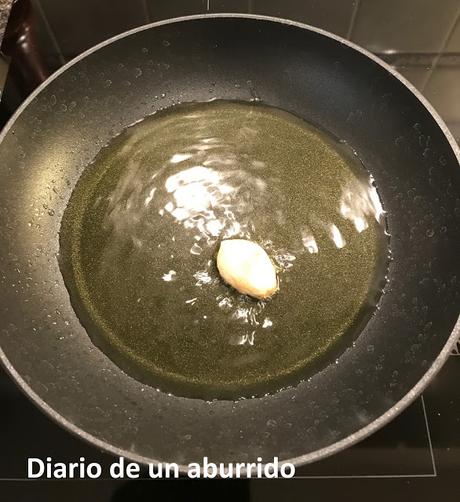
0,1,459,500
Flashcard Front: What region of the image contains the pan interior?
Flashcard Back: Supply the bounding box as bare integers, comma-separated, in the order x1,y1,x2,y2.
59,100,388,399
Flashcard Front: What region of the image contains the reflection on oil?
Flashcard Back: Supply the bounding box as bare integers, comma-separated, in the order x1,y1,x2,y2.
339,176,385,233
301,228,319,254
329,224,346,249
60,100,389,399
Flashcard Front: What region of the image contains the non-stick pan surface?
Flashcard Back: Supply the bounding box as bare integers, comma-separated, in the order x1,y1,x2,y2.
0,15,459,468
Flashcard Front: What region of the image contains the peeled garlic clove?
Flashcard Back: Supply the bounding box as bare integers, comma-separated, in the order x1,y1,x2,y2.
216,239,278,300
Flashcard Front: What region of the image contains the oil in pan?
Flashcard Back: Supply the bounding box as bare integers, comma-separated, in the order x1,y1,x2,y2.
59,100,389,399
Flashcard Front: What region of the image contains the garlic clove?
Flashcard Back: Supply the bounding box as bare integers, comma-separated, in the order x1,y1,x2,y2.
216,239,278,300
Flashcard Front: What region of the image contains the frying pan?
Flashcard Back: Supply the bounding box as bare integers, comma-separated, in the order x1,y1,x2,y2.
0,14,459,470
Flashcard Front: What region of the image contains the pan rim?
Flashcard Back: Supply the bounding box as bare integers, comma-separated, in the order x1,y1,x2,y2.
0,13,459,473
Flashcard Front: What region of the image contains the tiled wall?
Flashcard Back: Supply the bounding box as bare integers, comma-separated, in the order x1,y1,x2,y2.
33,0,460,59
351,0,460,54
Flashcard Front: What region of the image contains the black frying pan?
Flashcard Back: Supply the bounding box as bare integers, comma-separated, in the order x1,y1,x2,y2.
0,15,459,469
